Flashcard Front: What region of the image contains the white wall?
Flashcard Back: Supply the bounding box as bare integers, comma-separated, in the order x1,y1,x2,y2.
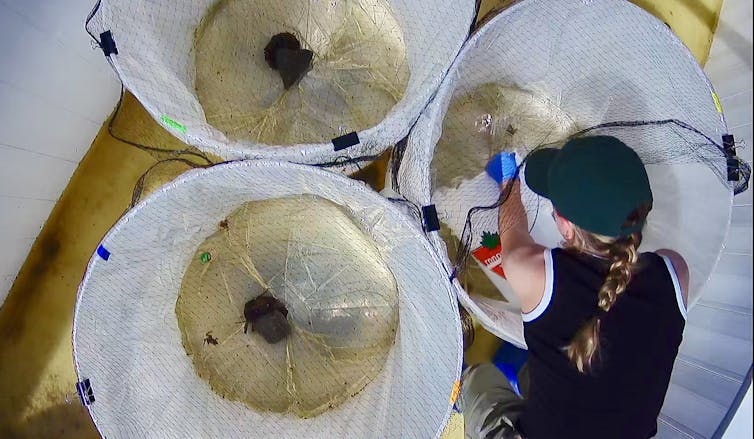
0,0,120,304
658,0,753,437
722,385,753,439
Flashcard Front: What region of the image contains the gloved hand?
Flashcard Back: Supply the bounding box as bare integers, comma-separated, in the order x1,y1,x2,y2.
486,152,518,184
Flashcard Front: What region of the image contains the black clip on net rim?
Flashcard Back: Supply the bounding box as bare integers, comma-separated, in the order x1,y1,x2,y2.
722,134,752,194
332,132,360,152
76,378,95,406
99,30,118,57
422,205,441,233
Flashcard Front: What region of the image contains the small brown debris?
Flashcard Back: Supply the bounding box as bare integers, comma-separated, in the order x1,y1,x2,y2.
204,331,219,345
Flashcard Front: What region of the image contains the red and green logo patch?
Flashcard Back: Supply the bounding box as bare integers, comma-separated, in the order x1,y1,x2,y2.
471,231,505,278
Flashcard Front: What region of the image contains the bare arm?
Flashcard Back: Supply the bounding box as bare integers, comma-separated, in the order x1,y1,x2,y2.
499,180,547,313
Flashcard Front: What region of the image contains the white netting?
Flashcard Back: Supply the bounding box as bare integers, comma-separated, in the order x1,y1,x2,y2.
73,161,462,438
391,0,737,347
85,0,475,168
176,196,400,419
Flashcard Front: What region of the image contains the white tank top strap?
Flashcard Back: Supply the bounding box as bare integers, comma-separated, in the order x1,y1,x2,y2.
659,255,688,320
522,248,555,323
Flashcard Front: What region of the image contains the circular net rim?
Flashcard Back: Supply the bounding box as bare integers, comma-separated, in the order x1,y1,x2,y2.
88,0,478,166
72,160,463,438
392,0,734,347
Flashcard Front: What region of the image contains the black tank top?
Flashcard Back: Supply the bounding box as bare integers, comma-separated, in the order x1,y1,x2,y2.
518,248,686,439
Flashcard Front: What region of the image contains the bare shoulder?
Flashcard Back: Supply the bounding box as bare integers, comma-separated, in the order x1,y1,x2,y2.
655,249,690,306
501,244,547,313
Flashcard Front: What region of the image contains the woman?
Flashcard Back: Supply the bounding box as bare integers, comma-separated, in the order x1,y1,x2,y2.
458,136,689,439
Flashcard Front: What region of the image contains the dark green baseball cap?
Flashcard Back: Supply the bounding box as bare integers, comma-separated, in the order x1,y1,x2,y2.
524,136,653,237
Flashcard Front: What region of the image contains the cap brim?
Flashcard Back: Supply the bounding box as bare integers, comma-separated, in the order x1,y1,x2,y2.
523,148,560,198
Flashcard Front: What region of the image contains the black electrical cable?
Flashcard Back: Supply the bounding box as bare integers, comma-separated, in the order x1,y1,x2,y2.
130,158,213,208
107,86,214,164
85,0,102,45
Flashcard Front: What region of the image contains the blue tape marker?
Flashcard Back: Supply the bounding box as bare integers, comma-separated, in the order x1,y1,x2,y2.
97,245,111,261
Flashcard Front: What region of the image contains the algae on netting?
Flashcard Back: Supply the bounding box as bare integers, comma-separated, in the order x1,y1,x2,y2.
176,195,399,418
194,0,410,146
432,83,578,190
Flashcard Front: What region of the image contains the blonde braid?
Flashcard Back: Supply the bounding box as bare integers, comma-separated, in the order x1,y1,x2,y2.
565,231,642,373
598,233,641,311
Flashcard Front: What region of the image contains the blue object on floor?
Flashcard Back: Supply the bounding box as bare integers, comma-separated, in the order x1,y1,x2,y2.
494,343,529,397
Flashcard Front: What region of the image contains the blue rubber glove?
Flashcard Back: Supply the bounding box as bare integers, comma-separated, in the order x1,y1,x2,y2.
486,152,518,184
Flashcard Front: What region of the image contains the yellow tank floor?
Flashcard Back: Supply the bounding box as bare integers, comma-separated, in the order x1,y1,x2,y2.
0,2,721,437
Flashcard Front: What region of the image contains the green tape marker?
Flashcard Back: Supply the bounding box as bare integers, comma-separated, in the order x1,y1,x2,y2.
161,115,187,134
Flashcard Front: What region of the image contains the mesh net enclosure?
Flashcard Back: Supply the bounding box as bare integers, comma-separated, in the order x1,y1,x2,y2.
177,196,399,418
73,161,462,438
85,0,476,168
390,0,751,347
